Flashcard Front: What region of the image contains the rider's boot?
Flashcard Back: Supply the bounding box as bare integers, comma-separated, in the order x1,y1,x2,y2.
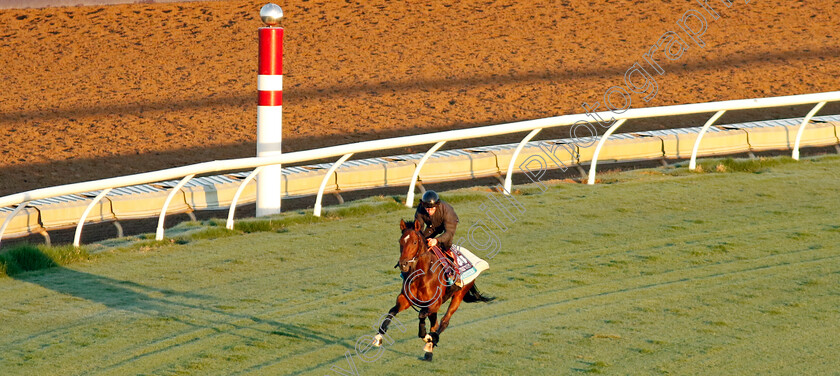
443,248,463,290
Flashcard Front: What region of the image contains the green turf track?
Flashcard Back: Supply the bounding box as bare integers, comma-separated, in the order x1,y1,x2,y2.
1,156,839,375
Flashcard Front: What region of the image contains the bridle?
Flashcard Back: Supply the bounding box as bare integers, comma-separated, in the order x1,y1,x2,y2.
397,229,428,272
399,204,438,271
397,229,433,313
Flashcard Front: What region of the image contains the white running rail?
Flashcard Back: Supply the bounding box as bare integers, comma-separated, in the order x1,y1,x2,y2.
1,91,839,246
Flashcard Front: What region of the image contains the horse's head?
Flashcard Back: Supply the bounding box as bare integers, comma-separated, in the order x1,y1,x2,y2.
397,219,426,273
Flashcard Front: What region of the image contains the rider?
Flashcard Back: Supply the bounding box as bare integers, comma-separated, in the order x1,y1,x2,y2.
415,190,461,288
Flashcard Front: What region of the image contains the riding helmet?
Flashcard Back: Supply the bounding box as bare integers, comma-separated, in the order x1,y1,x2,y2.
421,190,440,208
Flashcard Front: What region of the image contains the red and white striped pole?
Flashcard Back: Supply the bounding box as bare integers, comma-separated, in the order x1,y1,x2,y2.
257,3,284,216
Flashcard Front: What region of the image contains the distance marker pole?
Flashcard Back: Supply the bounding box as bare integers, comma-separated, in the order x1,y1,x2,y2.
256,3,284,217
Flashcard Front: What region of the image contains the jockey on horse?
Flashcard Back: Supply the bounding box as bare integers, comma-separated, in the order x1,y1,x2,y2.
414,190,462,290
375,197,494,361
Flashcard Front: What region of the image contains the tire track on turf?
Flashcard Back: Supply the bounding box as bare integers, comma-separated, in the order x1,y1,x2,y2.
456,251,840,330
0,218,782,356
254,215,828,315
369,251,840,373
187,218,833,374
78,240,840,375
222,218,794,323
242,218,824,325
81,307,352,376
12,212,833,374
231,250,840,375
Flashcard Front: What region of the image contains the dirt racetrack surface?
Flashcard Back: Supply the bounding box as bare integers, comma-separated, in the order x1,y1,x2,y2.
1,0,839,195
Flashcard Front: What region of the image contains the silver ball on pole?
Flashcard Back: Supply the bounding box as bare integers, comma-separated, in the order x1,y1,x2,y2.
260,3,284,27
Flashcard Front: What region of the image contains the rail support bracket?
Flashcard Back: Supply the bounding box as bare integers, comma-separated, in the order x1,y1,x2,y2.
38,228,51,247
114,221,124,238
576,165,588,180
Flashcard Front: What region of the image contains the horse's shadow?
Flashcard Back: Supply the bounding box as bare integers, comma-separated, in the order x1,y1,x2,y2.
9,248,353,351
17,265,210,314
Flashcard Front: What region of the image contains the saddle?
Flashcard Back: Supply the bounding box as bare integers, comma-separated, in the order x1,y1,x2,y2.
422,245,490,291
429,245,472,281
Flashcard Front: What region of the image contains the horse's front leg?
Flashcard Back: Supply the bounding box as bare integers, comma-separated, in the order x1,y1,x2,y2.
374,293,411,347
422,311,439,359
421,309,442,361
418,308,430,339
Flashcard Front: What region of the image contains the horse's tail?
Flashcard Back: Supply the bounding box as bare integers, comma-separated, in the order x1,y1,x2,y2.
463,284,495,303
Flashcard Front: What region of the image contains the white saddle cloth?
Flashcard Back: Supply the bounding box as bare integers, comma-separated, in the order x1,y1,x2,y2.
452,245,489,286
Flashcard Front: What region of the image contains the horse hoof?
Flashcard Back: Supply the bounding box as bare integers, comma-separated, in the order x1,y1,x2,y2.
423,352,433,361
423,334,433,343
372,334,383,347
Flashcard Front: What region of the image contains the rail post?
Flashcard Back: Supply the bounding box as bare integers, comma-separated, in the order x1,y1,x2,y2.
406,142,446,207
0,203,29,248
689,110,727,171
587,119,626,185
792,102,827,161
256,3,284,217
314,153,354,217
73,188,112,248
226,166,264,230
155,174,195,241
503,129,543,194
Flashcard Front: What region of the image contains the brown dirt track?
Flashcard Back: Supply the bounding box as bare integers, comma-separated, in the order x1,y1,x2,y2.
1,0,838,195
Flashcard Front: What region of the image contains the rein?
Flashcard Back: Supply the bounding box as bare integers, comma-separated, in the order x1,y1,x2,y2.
400,230,437,312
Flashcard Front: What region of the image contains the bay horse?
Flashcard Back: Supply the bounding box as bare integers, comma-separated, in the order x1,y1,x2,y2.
373,219,493,361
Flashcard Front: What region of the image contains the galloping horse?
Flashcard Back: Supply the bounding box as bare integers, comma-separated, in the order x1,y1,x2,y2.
373,219,492,361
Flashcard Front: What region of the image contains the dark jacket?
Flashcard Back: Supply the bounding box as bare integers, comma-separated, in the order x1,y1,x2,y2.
415,200,459,250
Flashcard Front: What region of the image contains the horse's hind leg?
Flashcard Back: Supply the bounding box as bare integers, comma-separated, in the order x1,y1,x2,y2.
374,294,410,347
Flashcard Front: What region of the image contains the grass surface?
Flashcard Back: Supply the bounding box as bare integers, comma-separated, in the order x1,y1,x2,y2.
1,155,839,375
